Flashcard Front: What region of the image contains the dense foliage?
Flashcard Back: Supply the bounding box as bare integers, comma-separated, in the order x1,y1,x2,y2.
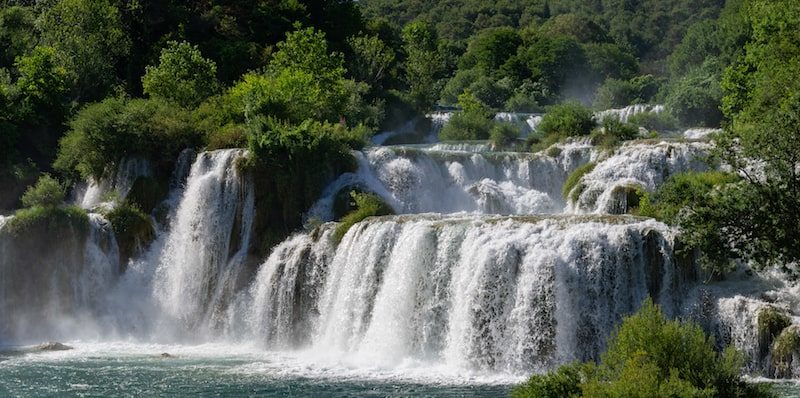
512,299,775,398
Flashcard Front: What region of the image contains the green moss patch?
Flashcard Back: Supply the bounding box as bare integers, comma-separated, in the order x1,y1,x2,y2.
562,162,596,202
105,203,155,267
333,192,394,243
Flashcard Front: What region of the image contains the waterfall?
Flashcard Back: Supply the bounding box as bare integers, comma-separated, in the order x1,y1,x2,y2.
0,212,119,343
595,104,665,123
242,214,679,374
309,139,598,220
570,140,712,214
77,157,153,210
1,113,797,382
152,149,255,335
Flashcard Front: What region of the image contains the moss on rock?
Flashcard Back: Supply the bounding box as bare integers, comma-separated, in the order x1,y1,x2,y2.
126,176,169,214
772,325,800,379
105,203,155,268
333,192,394,243
563,162,596,202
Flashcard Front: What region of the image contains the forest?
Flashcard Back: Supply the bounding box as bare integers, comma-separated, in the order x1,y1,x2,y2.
1,0,799,396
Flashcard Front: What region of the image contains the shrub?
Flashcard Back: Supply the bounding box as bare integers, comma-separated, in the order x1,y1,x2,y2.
54,97,200,180
489,123,519,148
593,78,638,109
515,298,776,398
563,162,596,202
636,171,738,225
511,362,588,398
504,91,541,112
538,101,595,138
21,174,65,208
333,192,394,243
439,91,495,141
439,112,494,141
4,205,89,236
628,112,679,132
529,133,563,153
593,75,662,110
246,117,363,256
105,203,155,266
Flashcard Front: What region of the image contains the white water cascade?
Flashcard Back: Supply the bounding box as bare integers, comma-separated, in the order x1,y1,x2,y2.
309,139,599,220
77,157,153,210
0,213,119,342
239,215,681,375
569,140,712,213
1,112,798,383
152,149,255,334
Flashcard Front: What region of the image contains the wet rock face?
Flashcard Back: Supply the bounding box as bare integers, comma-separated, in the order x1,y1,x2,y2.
34,342,73,351
772,325,800,379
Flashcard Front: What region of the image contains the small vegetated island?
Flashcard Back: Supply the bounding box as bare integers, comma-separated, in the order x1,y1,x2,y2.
0,0,798,397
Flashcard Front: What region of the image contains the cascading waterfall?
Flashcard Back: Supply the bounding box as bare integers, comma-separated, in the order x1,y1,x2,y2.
595,104,665,123
309,139,598,220
0,213,119,343
240,215,680,374
1,113,797,383
570,140,712,214
153,149,255,335
77,157,153,209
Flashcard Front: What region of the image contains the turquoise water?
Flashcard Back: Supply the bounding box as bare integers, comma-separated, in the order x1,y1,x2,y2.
0,343,513,397
1,342,798,397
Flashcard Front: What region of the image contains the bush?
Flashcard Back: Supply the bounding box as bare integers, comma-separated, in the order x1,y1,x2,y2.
593,78,638,109
246,117,363,256
105,203,155,266
665,59,723,127
590,118,639,151
593,75,662,110
4,205,89,236
514,298,776,398
603,117,639,139
439,91,495,141
504,90,541,112
21,174,65,208
538,101,595,138
489,123,519,148
511,362,588,398
333,192,394,243
637,171,739,225
439,112,495,141
54,97,200,180
628,112,679,132
563,162,596,202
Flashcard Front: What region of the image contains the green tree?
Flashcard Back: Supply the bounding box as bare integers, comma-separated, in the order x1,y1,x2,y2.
14,46,70,120
674,0,800,272
439,90,495,141
0,5,36,68
402,20,445,111
142,41,220,108
37,0,130,101
347,34,396,87
55,97,199,180
459,27,522,74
